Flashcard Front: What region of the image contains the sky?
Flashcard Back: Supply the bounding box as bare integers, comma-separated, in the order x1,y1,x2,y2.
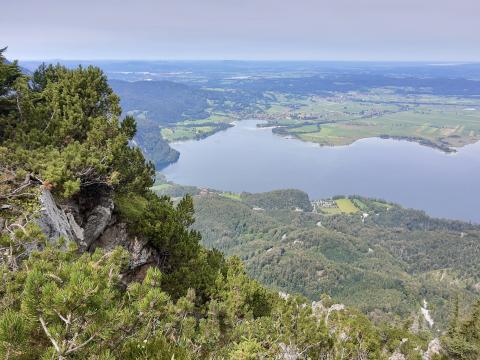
1,0,479,61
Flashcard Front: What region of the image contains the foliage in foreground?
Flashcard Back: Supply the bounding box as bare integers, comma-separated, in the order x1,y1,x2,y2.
1,47,478,359
0,243,387,359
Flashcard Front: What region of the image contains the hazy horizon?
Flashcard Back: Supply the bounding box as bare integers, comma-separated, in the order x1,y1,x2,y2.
16,58,480,64
2,0,479,62
16,58,480,66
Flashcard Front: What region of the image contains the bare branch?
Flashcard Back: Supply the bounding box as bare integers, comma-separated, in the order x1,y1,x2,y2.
53,310,70,325
39,317,62,354
65,334,96,355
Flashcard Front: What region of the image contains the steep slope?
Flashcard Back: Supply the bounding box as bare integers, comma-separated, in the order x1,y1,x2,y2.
132,114,180,169
191,191,480,328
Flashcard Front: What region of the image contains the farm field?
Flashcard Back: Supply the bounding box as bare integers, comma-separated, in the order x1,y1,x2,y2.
261,91,480,152
219,192,242,201
161,113,235,142
335,198,359,213
316,198,360,215
150,183,173,192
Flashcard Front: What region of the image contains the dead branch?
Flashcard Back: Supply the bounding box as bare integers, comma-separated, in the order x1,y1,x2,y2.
65,334,96,355
39,317,62,354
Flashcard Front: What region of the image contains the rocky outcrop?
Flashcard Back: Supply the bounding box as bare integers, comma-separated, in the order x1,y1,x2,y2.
389,352,406,360
92,222,159,273
37,187,116,249
423,338,441,360
37,189,84,246
36,188,159,280
278,343,300,360
83,196,114,249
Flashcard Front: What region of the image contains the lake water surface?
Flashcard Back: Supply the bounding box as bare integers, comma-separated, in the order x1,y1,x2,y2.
163,120,480,223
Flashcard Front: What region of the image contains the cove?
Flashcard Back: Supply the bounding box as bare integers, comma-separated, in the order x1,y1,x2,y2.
162,120,480,223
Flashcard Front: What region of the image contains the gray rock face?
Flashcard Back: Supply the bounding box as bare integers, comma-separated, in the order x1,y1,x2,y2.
83,197,114,249
128,236,157,269
423,338,441,360
389,352,406,360
66,213,84,244
94,222,157,271
37,189,84,246
37,188,157,279
278,343,300,360
93,222,129,251
37,188,114,249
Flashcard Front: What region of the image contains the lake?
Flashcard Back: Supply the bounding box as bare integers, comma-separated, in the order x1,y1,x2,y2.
162,120,480,223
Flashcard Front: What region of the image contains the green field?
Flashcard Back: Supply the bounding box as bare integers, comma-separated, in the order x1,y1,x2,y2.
319,207,343,215
335,198,359,213
161,125,218,142
179,113,233,126
317,198,360,215
161,113,235,142
150,183,173,191
219,192,242,201
262,91,480,152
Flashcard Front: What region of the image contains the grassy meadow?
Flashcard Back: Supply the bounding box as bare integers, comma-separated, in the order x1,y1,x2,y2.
262,91,480,151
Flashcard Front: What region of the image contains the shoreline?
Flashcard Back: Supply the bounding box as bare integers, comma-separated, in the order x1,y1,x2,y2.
163,117,479,155
263,122,478,154
159,118,479,171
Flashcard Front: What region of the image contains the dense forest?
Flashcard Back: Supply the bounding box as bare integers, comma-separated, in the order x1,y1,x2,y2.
189,190,480,327
110,80,211,123
1,48,479,359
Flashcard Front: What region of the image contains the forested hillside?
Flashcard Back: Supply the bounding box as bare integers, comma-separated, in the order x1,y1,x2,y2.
1,48,479,359
131,113,180,168
240,189,313,212
110,80,211,123
109,79,204,168
190,190,480,328
108,78,268,167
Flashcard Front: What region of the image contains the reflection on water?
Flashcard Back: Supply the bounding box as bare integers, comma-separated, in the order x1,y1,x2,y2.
163,120,480,223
